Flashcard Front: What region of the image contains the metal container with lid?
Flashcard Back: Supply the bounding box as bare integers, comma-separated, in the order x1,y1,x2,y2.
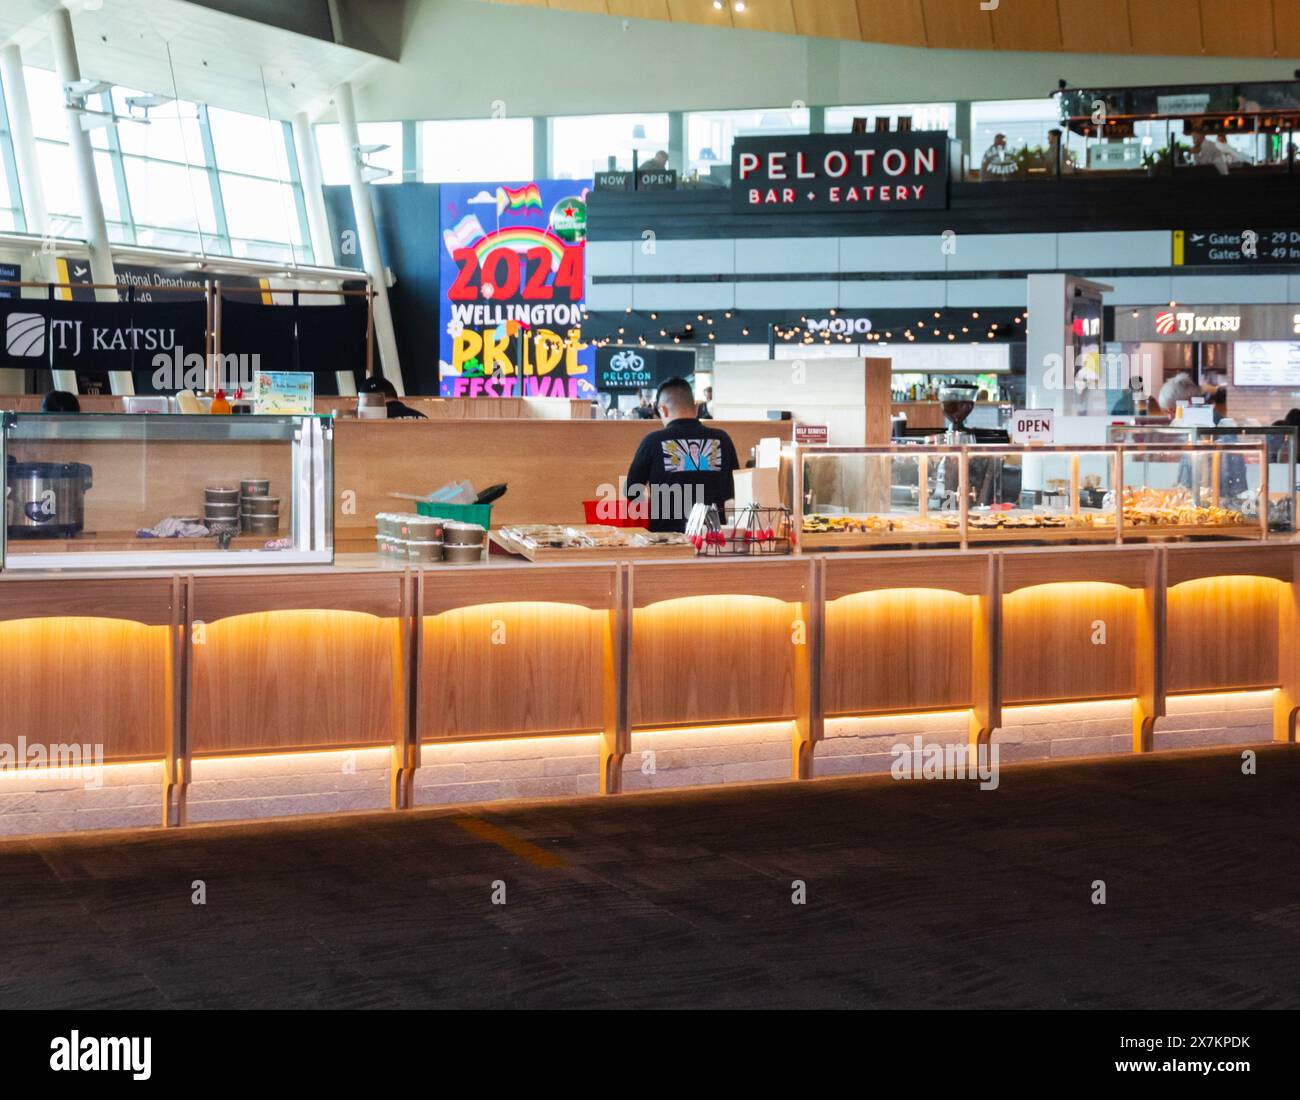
6,460,94,539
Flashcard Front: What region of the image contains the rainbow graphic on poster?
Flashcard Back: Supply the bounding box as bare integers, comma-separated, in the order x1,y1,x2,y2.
471,226,567,270
439,178,594,399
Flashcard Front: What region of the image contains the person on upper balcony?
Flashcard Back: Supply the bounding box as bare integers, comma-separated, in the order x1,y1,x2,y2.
980,133,1016,180
1189,131,1230,175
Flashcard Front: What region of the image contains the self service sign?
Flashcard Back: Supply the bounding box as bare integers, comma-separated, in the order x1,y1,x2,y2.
731,132,949,213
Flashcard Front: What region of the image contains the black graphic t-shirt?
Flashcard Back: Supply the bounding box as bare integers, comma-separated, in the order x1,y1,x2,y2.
626,418,740,532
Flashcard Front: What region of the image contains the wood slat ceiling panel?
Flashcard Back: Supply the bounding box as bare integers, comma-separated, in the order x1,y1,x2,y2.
1277,0,1300,54
793,0,861,40
551,0,611,13
1199,0,1277,57
485,0,1291,57
1128,0,1204,55
607,0,672,19
1059,0,1133,54
743,1,798,36
666,0,733,29
854,0,928,47
918,0,995,50
989,1,1062,52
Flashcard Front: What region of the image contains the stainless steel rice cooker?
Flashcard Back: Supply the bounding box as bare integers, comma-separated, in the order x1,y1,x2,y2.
6,460,94,539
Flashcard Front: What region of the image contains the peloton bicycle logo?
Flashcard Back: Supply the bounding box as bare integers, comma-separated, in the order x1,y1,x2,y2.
5,312,46,357
609,349,645,374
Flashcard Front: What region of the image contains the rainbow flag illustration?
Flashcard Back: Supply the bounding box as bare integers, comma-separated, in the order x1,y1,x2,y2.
497,183,543,216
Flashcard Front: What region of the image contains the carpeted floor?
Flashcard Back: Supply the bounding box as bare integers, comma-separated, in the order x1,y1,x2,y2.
2,745,1298,1009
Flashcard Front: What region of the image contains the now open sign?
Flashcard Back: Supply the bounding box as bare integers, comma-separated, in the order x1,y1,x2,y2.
1010,409,1054,444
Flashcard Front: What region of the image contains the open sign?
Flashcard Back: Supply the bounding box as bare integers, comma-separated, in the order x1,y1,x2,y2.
1010,409,1054,444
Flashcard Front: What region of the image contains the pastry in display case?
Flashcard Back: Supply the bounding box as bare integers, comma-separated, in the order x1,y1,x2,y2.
1,413,333,570
795,440,1270,550
799,447,966,548
1107,423,1296,533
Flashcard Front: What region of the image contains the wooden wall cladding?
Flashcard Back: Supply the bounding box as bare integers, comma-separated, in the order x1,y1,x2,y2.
0,617,170,759
420,601,607,739
630,594,796,728
1166,575,1280,693
189,610,401,754
332,418,792,534
1002,581,1137,704
823,588,973,715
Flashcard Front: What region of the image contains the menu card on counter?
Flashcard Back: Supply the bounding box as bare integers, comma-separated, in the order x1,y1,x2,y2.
254,371,314,415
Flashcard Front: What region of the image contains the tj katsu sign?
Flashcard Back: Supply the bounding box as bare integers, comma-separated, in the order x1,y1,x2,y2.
732,132,949,213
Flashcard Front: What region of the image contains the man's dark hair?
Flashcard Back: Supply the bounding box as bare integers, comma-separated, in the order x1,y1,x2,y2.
361,375,399,400
654,377,694,411
1285,408,1300,427
41,390,80,413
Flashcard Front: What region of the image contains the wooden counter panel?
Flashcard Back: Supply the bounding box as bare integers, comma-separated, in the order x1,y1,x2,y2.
0,576,175,625
0,617,170,758
1002,582,1138,703
419,602,606,740
331,418,792,531
1002,548,1153,593
630,558,810,608
630,595,796,728
1166,575,1280,692
1165,544,1297,587
823,553,989,599
420,563,617,615
824,588,973,715
189,609,400,753
191,571,403,622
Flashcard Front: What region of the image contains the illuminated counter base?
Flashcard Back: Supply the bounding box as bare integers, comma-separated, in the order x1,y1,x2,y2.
0,543,1296,834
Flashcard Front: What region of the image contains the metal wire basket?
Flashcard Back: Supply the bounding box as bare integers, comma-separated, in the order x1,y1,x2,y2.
688,503,794,556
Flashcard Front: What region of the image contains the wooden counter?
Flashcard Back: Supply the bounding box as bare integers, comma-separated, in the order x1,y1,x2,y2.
0,539,1296,828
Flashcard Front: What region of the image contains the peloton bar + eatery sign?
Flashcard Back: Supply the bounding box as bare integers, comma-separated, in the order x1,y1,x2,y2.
731,132,949,213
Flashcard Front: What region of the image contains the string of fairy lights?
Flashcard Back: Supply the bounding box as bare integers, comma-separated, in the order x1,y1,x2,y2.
588,307,1027,349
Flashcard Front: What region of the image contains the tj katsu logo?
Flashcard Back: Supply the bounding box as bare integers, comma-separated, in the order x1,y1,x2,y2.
4,311,180,360
732,132,949,213
1154,309,1242,336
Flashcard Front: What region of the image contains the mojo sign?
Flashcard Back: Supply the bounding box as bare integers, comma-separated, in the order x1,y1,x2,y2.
732,132,949,213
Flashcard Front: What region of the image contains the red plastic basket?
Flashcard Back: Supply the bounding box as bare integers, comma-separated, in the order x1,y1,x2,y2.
582,498,648,528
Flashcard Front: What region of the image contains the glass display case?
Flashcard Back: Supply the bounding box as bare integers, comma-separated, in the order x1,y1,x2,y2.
795,440,1271,550
2,413,332,570
1107,423,1296,533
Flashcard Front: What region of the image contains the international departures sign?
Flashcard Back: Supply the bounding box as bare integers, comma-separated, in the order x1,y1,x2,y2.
731,132,949,213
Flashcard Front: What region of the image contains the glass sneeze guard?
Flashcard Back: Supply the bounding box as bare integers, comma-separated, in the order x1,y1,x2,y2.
795,441,1272,550
2,413,333,570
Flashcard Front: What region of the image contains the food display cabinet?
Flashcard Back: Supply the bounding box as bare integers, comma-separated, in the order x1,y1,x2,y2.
1107,423,1296,533
795,440,1271,550
1,413,333,570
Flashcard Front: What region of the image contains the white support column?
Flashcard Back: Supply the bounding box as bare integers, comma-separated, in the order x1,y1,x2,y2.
0,44,45,392
292,111,335,267
49,4,131,395
0,44,48,238
333,82,403,395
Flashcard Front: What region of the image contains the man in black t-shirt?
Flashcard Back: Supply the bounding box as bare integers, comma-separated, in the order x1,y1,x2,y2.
626,377,739,532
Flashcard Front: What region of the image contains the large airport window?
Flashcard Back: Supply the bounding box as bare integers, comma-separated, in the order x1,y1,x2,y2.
550,112,669,179
421,117,533,182
685,107,808,177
